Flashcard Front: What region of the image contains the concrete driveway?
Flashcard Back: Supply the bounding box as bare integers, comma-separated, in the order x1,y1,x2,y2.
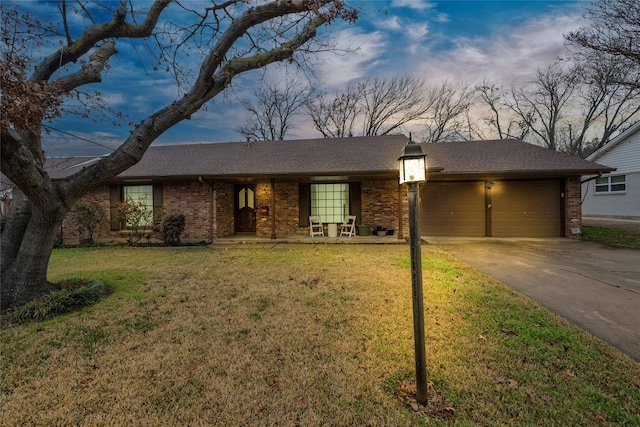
426,237,640,362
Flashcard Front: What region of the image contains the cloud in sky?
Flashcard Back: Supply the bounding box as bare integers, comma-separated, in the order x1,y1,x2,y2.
415,12,586,85
11,0,590,155
390,0,434,11
315,27,387,88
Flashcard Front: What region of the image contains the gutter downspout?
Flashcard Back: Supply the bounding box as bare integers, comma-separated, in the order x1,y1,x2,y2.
581,173,602,185
397,183,404,240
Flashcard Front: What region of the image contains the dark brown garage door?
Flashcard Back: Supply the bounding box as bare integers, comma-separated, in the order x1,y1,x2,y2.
420,181,485,236
490,180,562,237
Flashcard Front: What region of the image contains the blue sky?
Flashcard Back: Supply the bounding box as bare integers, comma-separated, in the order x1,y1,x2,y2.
12,0,587,156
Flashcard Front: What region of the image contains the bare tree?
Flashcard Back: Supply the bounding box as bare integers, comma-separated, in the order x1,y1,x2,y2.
476,79,531,140
421,80,475,143
565,61,640,156
306,86,361,138
509,63,580,151
565,0,640,90
492,61,640,157
0,0,357,309
501,61,640,156
236,77,314,141
359,75,432,136
305,74,431,138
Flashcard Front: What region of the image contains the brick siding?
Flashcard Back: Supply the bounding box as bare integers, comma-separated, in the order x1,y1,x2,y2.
212,182,234,238
361,180,404,236
60,175,583,242
565,176,582,237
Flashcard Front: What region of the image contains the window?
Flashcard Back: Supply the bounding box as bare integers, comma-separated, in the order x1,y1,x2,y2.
238,187,255,210
311,183,349,223
595,175,626,193
123,185,154,226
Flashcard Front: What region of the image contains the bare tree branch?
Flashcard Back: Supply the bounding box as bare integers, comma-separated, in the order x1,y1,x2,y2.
565,0,640,89
237,77,314,141
31,0,171,82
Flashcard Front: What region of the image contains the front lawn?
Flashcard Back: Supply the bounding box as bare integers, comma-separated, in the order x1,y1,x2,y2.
581,226,640,250
1,246,639,426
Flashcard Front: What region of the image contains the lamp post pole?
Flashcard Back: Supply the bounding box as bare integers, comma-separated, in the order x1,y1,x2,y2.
407,180,428,405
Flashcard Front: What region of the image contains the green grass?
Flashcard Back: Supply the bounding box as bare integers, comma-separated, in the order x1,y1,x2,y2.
7,279,112,324
581,226,640,249
1,246,638,426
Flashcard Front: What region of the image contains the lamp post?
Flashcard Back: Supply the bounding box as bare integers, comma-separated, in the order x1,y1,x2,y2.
398,136,428,405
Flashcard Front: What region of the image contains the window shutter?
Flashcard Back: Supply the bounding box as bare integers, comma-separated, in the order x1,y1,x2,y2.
349,182,361,222
153,184,163,226
109,185,121,231
299,183,310,227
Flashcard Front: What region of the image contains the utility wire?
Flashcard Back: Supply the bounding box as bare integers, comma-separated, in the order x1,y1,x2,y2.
44,125,117,152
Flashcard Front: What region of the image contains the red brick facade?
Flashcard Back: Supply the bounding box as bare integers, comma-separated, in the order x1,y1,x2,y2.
362,181,406,237
60,176,584,243
564,176,582,237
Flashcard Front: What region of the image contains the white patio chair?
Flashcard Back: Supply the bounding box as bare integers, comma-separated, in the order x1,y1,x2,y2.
309,216,324,237
339,215,356,237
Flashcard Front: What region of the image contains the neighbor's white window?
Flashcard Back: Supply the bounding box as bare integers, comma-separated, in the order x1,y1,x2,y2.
123,185,153,226
595,175,626,193
311,183,349,223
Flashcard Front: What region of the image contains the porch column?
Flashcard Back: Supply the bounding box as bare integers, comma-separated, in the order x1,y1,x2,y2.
270,178,277,239
208,181,215,242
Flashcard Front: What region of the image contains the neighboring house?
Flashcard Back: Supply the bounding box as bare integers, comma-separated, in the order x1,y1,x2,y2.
41,135,610,242
582,121,640,219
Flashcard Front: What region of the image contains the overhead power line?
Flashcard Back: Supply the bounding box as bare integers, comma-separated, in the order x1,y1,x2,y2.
44,125,117,152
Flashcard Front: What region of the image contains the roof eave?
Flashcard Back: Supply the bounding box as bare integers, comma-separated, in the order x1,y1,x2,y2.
107,169,403,183
428,168,615,181
587,121,640,160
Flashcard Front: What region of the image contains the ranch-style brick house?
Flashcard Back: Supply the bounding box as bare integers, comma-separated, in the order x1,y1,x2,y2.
46,135,613,243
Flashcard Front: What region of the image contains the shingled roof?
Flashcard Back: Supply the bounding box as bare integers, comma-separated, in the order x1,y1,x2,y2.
424,139,614,178
45,135,612,181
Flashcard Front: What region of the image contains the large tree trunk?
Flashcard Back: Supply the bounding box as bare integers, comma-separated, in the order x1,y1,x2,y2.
1,190,31,274
1,0,341,310
1,198,64,310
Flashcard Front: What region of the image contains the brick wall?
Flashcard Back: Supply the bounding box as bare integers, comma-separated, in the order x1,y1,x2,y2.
60,184,111,244
61,176,580,242
361,180,403,236
212,182,234,238
565,176,582,237
62,181,218,243
162,180,211,241
254,179,403,238
255,181,302,237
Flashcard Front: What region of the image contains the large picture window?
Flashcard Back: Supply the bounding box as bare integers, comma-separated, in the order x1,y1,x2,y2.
595,175,626,193
310,183,349,223
123,185,154,226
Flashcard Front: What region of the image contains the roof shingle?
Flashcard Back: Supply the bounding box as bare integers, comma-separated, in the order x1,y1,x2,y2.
44,135,613,181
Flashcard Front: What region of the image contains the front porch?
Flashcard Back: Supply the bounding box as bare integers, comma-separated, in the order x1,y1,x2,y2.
209,234,406,245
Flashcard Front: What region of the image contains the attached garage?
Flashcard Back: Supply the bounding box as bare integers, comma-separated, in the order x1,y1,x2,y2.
490,180,561,237
420,181,485,236
420,179,563,237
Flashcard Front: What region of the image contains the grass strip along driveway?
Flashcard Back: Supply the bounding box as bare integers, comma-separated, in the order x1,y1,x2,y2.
2,245,639,426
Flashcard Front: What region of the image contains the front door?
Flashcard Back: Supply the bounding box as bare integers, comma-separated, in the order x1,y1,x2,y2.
235,185,256,234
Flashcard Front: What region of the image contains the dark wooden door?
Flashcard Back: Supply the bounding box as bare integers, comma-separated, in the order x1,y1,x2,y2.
235,185,256,233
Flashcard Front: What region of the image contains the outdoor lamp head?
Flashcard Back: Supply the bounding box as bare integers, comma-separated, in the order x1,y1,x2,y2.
398,137,427,184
